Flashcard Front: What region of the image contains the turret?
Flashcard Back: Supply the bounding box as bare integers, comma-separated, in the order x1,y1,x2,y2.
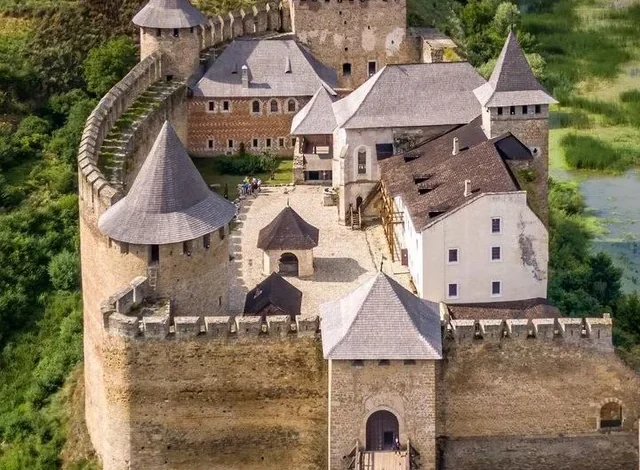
474,31,557,223
133,0,208,80
98,121,236,314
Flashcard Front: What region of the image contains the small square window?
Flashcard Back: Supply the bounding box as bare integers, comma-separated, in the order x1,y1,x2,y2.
227,139,234,149
535,104,541,114
208,139,214,149
491,217,501,234
278,137,285,147
222,101,230,112
266,138,272,148
252,138,259,148
351,360,364,367
208,101,215,112
173,28,179,38
156,29,162,37
492,281,502,296
510,106,516,115
448,248,459,264
448,283,458,299
378,359,390,366
522,105,528,114
491,246,502,261
342,62,352,76
497,107,503,115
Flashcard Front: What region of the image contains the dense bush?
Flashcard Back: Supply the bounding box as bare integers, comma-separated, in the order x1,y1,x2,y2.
560,133,637,172
214,153,279,176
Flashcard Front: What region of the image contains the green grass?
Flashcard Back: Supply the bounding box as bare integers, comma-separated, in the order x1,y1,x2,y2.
561,133,639,172
192,157,293,196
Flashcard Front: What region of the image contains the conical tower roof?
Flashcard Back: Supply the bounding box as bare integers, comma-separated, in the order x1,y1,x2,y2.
98,121,235,245
320,272,443,360
474,31,557,107
133,0,208,29
257,206,320,251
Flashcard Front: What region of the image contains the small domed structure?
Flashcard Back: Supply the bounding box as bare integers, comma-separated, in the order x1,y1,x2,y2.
257,206,319,277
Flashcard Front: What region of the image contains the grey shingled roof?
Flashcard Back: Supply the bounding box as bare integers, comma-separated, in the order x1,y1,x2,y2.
321,272,443,360
193,38,338,97
474,31,557,107
98,121,236,245
333,62,486,130
379,117,525,230
244,273,303,318
257,206,319,250
132,0,208,29
290,86,337,135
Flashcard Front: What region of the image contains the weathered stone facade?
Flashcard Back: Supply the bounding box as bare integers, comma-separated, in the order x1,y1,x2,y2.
140,27,203,80
188,96,307,156
262,247,315,277
288,0,420,89
329,359,437,470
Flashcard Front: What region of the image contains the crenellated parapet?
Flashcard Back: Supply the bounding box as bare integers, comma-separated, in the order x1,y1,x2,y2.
78,52,165,220
446,315,614,352
102,277,320,341
203,2,287,49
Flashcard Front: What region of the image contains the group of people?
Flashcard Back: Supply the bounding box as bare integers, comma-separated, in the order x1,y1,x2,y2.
239,176,261,197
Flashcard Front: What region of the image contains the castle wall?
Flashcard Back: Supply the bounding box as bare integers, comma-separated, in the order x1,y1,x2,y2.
188,97,309,157
206,4,284,46
100,331,327,470
438,340,640,439
289,0,420,89
140,27,202,80
329,359,437,470
484,105,549,225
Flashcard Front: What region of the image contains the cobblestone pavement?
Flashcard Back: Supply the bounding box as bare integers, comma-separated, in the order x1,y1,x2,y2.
228,185,382,315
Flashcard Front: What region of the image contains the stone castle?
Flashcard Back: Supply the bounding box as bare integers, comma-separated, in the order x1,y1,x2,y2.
77,1,640,469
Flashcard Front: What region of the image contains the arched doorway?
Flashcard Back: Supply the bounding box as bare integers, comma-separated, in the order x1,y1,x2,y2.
600,402,623,429
366,410,399,451
356,196,363,209
278,252,299,277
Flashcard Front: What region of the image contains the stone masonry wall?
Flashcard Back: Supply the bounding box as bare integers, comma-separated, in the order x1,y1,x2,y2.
438,340,640,438
101,333,327,470
329,360,437,470
140,27,202,79
188,97,309,157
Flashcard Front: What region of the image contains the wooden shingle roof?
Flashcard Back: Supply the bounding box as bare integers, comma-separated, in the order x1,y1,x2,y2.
257,206,319,251
244,273,302,318
133,0,208,29
98,121,236,245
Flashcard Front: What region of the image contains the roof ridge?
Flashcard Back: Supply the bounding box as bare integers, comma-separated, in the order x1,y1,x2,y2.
338,66,387,128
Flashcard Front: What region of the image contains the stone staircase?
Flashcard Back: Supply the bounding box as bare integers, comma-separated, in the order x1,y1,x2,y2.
98,79,184,192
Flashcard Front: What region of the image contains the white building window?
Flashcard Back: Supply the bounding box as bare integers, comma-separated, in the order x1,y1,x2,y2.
251,100,261,114
448,248,459,264
447,283,459,299
357,150,367,174
278,137,285,148
266,138,272,148
491,246,502,262
222,100,231,112
491,281,502,297
227,139,234,149
270,99,279,113
207,101,215,112
208,139,215,149
491,217,502,234
287,99,297,113
252,138,259,149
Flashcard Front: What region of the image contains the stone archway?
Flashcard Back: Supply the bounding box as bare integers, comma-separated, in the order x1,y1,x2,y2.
365,410,399,451
278,252,299,277
600,401,623,429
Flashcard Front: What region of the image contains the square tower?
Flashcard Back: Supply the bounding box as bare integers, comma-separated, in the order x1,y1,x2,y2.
474,32,557,224
289,0,419,89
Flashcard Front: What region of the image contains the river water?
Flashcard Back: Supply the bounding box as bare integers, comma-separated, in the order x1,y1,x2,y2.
551,168,640,293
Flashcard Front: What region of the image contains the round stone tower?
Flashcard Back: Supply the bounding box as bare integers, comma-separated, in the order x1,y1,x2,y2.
132,0,208,80
98,120,236,315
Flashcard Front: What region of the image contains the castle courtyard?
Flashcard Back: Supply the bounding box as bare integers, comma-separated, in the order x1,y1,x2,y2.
228,185,384,315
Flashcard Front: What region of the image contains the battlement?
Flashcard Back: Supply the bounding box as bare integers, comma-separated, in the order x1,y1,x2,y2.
102,276,320,340
78,53,166,219
446,315,613,352
202,2,288,49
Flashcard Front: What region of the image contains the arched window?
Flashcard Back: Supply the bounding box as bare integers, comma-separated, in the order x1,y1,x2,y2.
600,402,622,429
287,99,297,113
279,253,299,277
270,99,279,113
357,150,367,174
252,100,261,113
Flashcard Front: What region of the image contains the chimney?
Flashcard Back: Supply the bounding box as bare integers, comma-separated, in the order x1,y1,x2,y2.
241,65,249,89
464,179,472,197
452,137,459,155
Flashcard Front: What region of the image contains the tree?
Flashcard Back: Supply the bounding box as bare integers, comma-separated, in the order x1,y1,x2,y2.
492,2,521,37
83,36,137,96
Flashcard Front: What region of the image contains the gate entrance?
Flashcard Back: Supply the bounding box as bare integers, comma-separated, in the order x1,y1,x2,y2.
365,410,399,451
